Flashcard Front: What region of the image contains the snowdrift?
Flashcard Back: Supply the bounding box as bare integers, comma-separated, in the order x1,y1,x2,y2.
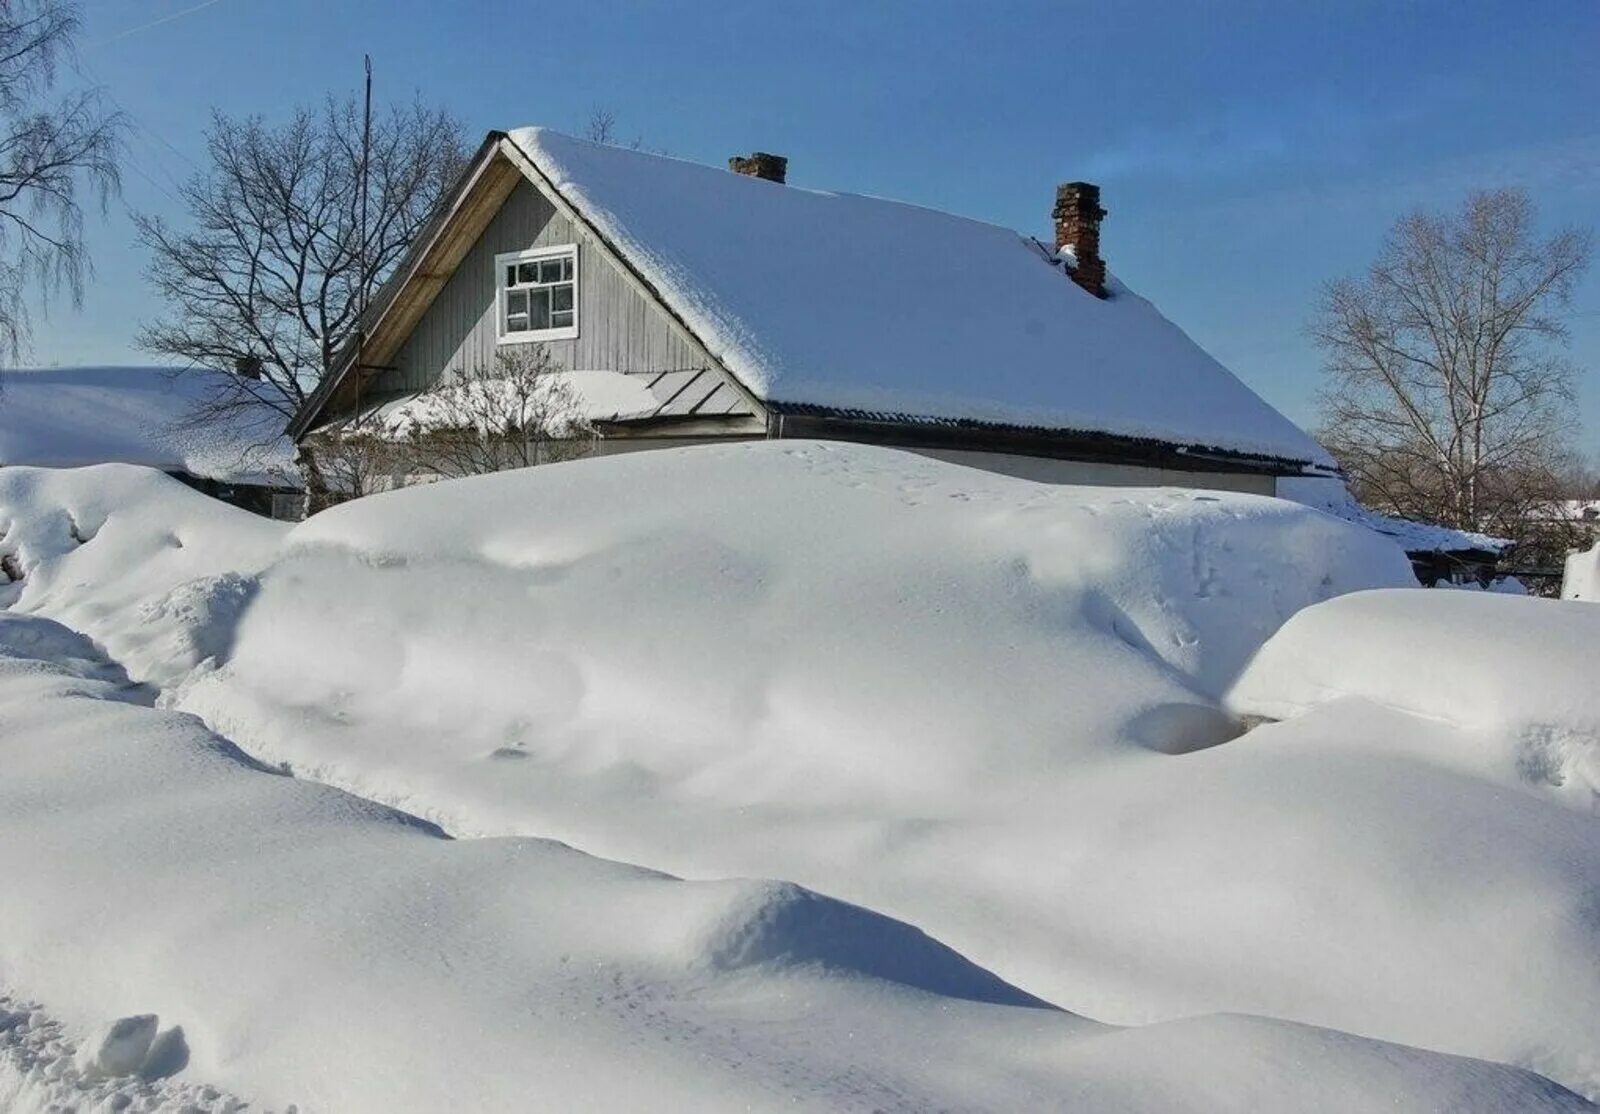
4,445,1598,1100
0,610,1590,1113
1230,589,1600,807
0,465,286,688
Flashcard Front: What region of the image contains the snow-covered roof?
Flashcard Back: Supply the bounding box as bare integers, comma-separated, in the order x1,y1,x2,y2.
503,127,1334,469
1277,477,1512,556
0,366,297,486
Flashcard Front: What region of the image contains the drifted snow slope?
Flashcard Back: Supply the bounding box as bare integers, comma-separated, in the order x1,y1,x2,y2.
0,464,286,688
8,612,1590,1112
4,444,1597,1100
1230,588,1600,808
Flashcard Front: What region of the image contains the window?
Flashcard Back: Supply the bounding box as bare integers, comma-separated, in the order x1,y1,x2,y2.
496,245,578,342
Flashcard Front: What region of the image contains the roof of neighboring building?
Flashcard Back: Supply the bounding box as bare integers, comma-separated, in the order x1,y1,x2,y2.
1277,477,1513,557
294,129,1335,472
0,366,298,486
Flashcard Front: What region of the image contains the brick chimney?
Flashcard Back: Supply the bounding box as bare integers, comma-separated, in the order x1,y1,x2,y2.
728,151,787,184
1053,182,1108,298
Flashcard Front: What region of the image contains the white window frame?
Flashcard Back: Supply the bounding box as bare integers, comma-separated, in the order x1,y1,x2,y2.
495,244,579,344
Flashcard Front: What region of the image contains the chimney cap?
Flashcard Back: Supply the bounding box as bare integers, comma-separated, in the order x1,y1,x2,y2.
728,151,788,184
1054,181,1106,217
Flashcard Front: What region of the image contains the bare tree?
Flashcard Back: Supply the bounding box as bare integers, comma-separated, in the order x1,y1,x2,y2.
135,97,465,429
388,344,595,479
0,0,122,356
581,106,658,153
295,412,406,512
582,108,618,145
1312,188,1592,539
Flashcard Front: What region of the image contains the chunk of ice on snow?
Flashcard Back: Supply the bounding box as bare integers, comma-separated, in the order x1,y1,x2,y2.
77,1013,157,1077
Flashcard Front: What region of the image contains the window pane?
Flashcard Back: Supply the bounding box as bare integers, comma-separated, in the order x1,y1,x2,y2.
552,284,574,312
507,290,527,315
551,310,574,328
518,262,539,284
561,257,574,281
539,259,564,284
506,314,528,332
505,265,517,287
529,287,551,330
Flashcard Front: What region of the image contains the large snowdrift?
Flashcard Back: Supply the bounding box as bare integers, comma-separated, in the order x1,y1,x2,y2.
1229,588,1600,808
507,128,1333,467
4,444,1597,1101
9,612,1590,1112
0,366,296,484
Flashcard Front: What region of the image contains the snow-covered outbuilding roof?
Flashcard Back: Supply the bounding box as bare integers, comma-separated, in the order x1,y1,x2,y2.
295,129,1333,471
0,366,297,486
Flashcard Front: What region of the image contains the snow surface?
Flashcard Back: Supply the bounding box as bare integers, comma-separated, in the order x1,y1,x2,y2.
506,128,1334,468
1564,541,1600,601
1229,588,1600,808
0,366,297,485
0,464,286,688
1277,475,1511,555
4,443,1599,1106
7,611,1589,1112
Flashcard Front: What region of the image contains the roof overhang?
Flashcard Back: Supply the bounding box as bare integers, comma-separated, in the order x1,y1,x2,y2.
765,403,1326,477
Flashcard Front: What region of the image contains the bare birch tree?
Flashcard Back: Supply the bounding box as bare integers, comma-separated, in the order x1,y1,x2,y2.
1312,189,1592,538
135,97,464,429
0,0,122,356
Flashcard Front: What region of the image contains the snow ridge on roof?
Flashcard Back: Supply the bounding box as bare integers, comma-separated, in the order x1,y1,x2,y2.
506,127,1334,469
0,366,296,485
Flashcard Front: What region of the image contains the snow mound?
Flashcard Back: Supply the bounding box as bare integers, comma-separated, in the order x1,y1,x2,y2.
244,441,1401,802
691,880,1051,1007
7,449,1598,1099
0,465,286,686
1229,589,1600,806
0,610,1589,1113
508,128,1333,467
0,365,295,484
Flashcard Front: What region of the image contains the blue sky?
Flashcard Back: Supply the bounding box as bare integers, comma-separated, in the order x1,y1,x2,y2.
30,0,1600,452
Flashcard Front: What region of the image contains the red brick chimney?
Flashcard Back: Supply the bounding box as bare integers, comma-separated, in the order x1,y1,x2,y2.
728,151,787,184
1053,182,1108,298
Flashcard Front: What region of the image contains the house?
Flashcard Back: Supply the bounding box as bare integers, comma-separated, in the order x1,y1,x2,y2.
0,366,304,517
288,127,1339,496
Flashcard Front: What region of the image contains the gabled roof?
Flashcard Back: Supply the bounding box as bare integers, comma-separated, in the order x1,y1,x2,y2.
294,128,1334,471
1,366,297,485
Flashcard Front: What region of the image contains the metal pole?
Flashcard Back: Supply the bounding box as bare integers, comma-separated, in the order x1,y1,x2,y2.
359,53,372,316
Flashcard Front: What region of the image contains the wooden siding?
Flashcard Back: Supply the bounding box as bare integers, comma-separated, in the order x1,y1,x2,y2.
373,179,750,416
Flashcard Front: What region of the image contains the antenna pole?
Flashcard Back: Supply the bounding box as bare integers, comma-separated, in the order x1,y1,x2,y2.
359,53,373,315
